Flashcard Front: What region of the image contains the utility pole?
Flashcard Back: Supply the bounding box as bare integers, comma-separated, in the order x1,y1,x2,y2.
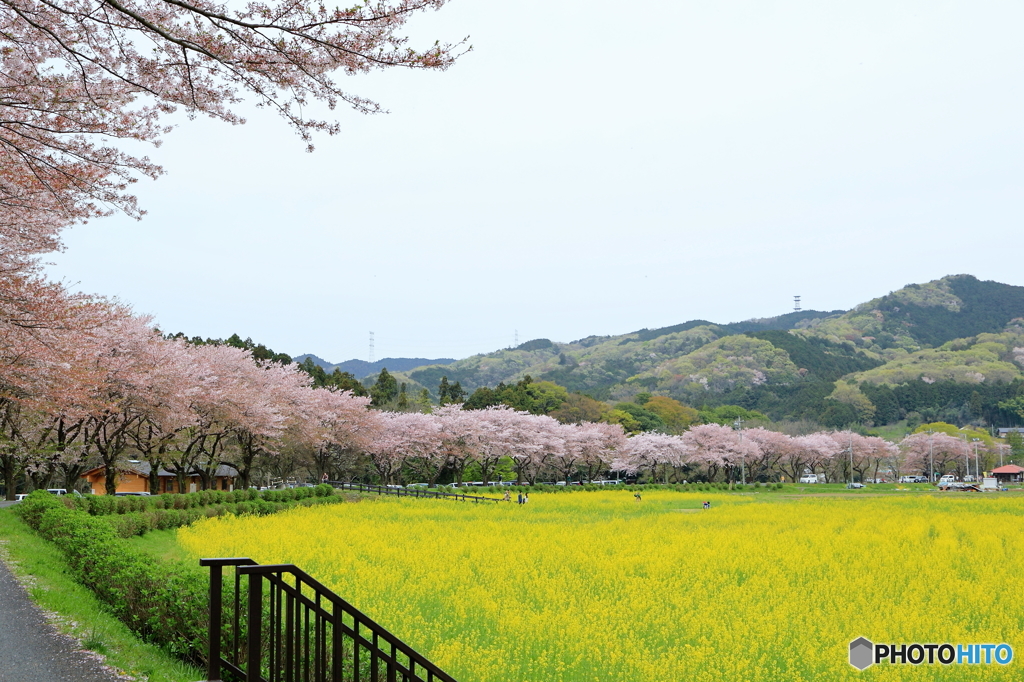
734,418,746,485
794,296,801,312
848,433,854,485
928,429,934,483
961,433,969,481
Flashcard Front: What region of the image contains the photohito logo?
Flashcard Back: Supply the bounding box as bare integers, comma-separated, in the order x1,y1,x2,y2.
849,638,1013,669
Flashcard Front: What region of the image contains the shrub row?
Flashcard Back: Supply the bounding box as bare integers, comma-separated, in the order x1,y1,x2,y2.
16,492,209,661
72,484,335,516
102,494,346,538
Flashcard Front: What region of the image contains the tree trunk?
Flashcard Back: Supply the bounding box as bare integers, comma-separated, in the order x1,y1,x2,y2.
2,454,18,501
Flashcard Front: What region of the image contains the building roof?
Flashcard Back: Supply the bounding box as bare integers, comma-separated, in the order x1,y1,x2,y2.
81,461,239,478
991,464,1024,474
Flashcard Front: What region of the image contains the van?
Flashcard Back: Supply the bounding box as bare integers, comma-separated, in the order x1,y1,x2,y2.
938,474,956,484
799,474,819,484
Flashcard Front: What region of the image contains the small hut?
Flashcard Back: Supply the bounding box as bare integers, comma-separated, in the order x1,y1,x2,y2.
990,464,1024,485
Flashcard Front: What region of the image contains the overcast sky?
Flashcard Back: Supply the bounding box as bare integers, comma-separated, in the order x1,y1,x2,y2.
46,1,1024,363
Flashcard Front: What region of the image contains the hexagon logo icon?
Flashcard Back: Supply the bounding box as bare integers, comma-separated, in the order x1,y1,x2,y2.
850,637,874,670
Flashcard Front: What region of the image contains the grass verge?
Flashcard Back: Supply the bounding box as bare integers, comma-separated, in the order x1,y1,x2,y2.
0,508,202,682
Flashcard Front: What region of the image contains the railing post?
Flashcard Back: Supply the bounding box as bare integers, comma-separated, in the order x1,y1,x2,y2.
247,572,263,682
332,598,343,681
208,563,223,682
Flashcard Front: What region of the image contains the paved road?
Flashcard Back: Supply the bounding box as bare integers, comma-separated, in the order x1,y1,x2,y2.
0,501,18,509
0,559,127,682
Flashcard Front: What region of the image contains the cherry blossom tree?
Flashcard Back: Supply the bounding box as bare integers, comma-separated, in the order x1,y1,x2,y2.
743,428,793,482
900,432,967,481
573,422,627,483
780,433,838,483
302,387,377,483
476,406,550,485
620,432,688,483
682,423,759,484
433,404,483,485
1,0,465,239
366,411,438,485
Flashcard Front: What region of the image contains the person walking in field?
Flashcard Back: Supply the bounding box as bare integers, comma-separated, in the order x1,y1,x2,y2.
524,493,529,504
503,490,511,502
634,491,642,502
517,492,523,505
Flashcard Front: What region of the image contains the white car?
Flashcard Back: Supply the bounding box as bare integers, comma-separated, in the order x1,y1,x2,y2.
939,474,956,484
799,474,819,484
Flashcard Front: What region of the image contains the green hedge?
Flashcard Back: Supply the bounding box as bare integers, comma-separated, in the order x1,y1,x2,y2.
70,484,334,517
16,492,208,661
14,485,351,665
54,484,341,538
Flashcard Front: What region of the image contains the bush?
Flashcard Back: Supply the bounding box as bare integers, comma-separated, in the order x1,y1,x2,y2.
16,493,208,660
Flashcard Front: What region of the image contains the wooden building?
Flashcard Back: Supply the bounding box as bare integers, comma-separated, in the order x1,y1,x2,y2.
991,464,1024,485
80,461,238,495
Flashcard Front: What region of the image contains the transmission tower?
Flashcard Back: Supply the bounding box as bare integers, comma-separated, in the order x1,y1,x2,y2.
794,296,801,312
369,331,375,364
515,329,519,347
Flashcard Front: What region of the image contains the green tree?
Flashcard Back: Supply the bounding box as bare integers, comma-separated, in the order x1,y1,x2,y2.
612,403,666,432
417,388,433,411
370,368,399,406
1007,432,1024,459
397,383,409,410
602,409,642,434
550,393,609,424
998,397,1024,420
643,396,699,434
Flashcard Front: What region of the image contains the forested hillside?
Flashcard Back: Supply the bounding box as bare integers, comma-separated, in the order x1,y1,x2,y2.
393,275,1024,430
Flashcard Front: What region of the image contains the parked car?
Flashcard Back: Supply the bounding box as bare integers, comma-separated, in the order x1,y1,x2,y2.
14,493,28,501
46,488,68,495
846,482,865,489
939,474,957,484
114,491,151,496
799,474,819,484
406,483,429,488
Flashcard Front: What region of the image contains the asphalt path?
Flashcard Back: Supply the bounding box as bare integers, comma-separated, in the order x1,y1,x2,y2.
0,554,127,681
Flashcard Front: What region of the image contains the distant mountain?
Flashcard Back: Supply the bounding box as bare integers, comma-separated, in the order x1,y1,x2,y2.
797,274,1024,353
292,354,455,378
405,310,847,401
388,275,1024,429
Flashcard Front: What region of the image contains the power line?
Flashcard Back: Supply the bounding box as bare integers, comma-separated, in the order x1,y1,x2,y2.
794,295,801,312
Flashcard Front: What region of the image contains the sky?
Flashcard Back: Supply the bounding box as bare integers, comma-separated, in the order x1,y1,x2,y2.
46,0,1024,364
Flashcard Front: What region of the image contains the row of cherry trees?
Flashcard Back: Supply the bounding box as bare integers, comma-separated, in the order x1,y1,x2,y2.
350,412,1012,487
0,305,376,498
626,426,1010,484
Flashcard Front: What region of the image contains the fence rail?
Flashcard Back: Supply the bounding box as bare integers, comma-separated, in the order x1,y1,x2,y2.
200,557,458,682
328,482,501,504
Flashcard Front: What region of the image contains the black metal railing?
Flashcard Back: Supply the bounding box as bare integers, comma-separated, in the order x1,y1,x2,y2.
200,558,458,682
329,482,501,504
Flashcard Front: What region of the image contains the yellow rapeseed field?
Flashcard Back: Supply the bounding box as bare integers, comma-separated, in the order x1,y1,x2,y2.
177,491,1024,681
